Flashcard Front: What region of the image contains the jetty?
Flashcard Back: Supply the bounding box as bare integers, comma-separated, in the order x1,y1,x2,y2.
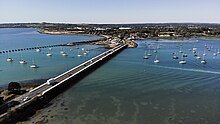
0,44,127,123
0,38,106,54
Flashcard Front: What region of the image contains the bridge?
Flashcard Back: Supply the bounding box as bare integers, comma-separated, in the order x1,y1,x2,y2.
0,44,127,122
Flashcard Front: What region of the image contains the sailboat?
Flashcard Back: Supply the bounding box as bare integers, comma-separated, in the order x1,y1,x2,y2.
46,48,52,57
77,48,86,57
179,54,186,64
179,46,183,53
154,55,160,63
6,53,13,62
19,60,27,64
147,49,152,56
83,49,88,55
196,52,201,59
83,52,87,55
192,50,196,54
201,54,207,64
60,51,64,54
183,53,187,58
172,52,178,59
217,49,220,54
46,53,52,56
196,56,201,59
192,45,197,51
77,50,82,57
213,49,217,56
19,54,27,64
192,45,197,54
60,47,64,54
36,49,41,52
6,58,13,62
203,49,206,56
61,52,68,56
30,60,39,68
143,51,149,59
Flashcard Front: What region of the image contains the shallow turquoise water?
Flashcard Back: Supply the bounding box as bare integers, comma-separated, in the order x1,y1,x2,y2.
23,39,220,124
0,28,104,85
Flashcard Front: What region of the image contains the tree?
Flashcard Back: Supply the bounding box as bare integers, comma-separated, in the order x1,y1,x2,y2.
7,82,21,93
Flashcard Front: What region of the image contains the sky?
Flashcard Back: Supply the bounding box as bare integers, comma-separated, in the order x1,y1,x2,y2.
0,0,220,24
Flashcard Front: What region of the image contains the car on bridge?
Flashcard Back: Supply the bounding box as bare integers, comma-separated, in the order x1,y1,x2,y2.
46,78,58,85
23,96,30,102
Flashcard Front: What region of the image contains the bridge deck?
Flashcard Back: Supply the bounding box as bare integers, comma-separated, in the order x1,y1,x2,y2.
13,44,127,105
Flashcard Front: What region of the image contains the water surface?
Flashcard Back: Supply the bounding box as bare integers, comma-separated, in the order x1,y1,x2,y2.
0,28,103,85
21,38,220,124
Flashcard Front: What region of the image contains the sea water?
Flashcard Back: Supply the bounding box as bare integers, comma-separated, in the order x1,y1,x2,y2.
22,38,220,124
0,28,104,85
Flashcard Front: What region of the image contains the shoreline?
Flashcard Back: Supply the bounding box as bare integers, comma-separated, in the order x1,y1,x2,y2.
0,78,47,89
0,79,46,103
38,28,220,41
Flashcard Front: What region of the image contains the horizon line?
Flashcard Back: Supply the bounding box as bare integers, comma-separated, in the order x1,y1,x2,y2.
0,21,220,25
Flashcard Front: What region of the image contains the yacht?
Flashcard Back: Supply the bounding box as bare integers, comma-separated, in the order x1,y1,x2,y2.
147,50,152,56
19,60,27,64
46,53,52,57
60,47,64,54
196,56,201,59
143,51,149,59
154,55,160,63
60,51,65,54
36,49,41,52
192,47,197,51
6,58,13,62
179,60,186,64
30,59,38,68
195,52,201,59
213,53,217,56
194,53,198,57
179,54,186,64
172,52,178,59
173,55,178,59
179,48,183,53
30,64,39,68
47,48,53,56
203,49,206,56
183,54,187,58
62,52,68,56
217,49,220,54
201,57,207,64
192,46,197,53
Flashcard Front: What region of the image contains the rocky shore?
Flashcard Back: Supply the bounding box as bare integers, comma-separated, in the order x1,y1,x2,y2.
0,79,46,104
